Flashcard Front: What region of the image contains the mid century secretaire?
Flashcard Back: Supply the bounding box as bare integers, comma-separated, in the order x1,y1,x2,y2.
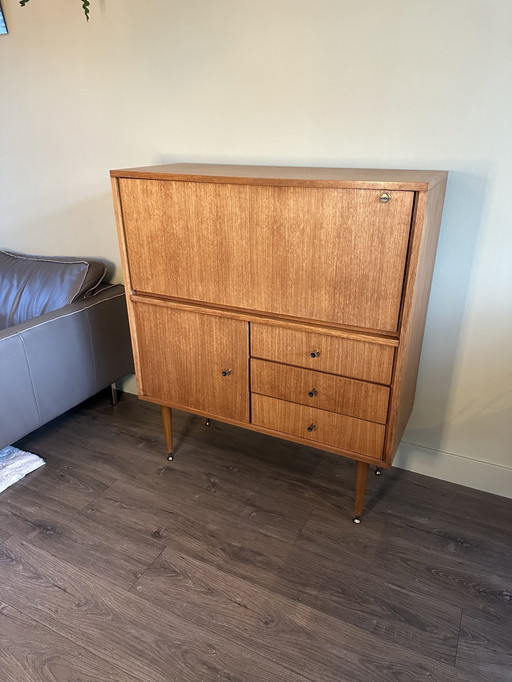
110,164,447,522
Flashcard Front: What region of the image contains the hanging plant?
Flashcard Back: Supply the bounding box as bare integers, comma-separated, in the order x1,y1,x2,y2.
19,0,91,21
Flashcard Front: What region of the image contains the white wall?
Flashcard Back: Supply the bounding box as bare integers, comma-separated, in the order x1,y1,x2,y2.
1,0,511,496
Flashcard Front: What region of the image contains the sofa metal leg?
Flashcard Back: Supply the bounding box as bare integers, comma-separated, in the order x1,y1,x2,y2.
111,382,118,406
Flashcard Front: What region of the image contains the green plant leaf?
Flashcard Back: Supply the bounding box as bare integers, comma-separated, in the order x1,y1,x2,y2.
19,0,91,20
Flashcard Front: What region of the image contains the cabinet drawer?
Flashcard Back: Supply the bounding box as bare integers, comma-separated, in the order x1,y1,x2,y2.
251,323,394,385
251,359,389,424
251,394,385,459
133,301,249,422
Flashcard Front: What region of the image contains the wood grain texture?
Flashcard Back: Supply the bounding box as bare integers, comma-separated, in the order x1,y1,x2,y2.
274,544,462,667
80,472,462,668
16,413,315,547
251,358,390,423
0,602,139,682
119,179,413,331
133,301,249,422
252,394,385,459
129,294,400,345
251,322,395,385
111,163,448,192
7,458,109,511
131,547,475,682
0,538,308,682
456,607,512,682
8,392,509,681
384,179,448,463
354,460,369,517
160,405,173,455
296,505,512,617
0,485,162,590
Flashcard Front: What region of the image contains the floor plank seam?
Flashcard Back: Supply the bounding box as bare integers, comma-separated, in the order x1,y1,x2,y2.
293,506,315,546
0,534,12,548
454,606,464,670
79,477,120,513
127,546,166,593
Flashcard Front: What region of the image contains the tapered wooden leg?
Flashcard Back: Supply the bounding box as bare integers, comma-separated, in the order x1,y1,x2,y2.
161,405,173,461
353,460,369,523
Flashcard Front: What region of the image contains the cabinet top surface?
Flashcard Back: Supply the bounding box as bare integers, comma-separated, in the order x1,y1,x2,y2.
110,163,447,191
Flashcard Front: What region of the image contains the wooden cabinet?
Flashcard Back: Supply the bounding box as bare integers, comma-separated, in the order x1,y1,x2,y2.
111,163,447,521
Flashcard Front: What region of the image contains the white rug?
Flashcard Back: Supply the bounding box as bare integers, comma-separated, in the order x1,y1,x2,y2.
0,446,45,493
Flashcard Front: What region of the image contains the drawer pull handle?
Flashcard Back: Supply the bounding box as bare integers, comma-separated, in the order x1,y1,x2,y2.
307,423,316,432
307,389,317,398
379,192,391,203
221,369,232,377
309,350,320,359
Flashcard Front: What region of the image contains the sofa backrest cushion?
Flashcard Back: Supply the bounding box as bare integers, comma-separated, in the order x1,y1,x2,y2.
0,250,107,329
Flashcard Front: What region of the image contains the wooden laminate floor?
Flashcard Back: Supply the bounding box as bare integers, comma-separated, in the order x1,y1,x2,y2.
1,391,511,681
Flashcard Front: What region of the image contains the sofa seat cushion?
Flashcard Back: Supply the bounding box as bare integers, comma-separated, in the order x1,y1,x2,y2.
0,250,107,329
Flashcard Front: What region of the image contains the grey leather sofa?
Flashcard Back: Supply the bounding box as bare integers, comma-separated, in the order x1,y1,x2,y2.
0,249,134,450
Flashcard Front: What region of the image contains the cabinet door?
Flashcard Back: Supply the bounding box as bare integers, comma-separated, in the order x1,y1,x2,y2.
133,302,249,422
119,179,414,332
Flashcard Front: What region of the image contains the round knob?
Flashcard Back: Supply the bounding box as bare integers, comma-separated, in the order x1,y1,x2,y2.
307,423,316,432
221,369,232,377
309,350,320,359
379,192,391,203
307,389,317,398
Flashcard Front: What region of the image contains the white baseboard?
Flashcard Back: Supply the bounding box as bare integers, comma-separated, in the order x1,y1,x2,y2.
393,441,512,499
119,374,138,395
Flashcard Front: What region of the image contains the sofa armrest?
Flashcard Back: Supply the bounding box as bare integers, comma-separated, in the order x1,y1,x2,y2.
0,284,134,449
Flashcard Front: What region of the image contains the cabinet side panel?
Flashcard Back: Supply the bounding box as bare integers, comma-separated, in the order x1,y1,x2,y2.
110,176,141,381
384,181,447,464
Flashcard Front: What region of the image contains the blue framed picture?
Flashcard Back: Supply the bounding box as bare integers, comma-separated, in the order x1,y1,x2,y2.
0,2,7,35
